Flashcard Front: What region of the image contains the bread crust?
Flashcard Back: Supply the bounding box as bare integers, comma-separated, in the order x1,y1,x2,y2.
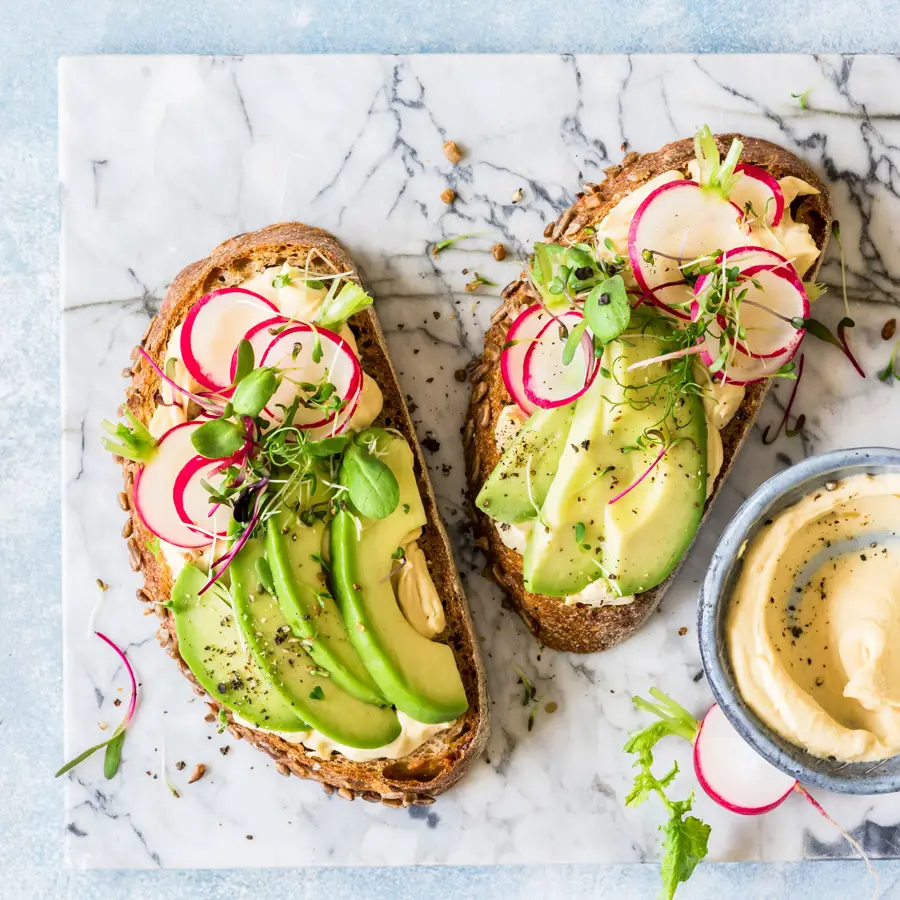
119,223,489,806
464,135,832,654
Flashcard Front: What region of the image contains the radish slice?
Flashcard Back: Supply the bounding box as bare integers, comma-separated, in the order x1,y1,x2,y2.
699,325,796,386
229,315,291,384
260,324,362,429
647,280,693,321
501,304,552,415
522,310,596,409
132,422,228,549
718,244,794,275
172,455,234,541
180,288,279,392
730,264,808,358
628,180,750,296
694,703,796,815
732,164,785,227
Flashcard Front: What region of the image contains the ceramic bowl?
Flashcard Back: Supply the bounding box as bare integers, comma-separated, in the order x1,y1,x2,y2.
698,446,900,794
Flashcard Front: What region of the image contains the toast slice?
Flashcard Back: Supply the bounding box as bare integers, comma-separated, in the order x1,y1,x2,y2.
118,223,489,805
464,135,832,654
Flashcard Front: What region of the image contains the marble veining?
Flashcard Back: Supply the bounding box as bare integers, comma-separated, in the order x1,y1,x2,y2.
60,53,900,869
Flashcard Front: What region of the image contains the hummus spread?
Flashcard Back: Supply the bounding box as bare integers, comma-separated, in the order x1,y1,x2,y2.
727,472,900,762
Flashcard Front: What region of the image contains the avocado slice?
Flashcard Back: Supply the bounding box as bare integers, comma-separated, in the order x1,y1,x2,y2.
265,510,385,706
230,537,402,749
523,314,706,597
475,405,575,523
330,433,468,724
169,563,306,732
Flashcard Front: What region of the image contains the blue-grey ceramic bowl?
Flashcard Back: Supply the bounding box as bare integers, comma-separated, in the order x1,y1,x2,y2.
699,446,900,795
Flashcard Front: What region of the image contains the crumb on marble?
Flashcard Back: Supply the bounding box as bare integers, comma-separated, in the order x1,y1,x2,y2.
443,140,462,164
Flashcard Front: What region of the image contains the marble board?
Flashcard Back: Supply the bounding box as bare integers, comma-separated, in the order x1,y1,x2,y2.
60,54,900,869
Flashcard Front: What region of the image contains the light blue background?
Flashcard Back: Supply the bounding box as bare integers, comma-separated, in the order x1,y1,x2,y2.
4,2,900,897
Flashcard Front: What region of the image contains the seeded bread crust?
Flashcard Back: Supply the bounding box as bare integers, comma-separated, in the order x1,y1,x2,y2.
118,222,489,806
464,135,832,654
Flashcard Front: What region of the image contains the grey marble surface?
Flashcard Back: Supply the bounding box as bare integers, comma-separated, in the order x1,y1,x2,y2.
59,53,900,871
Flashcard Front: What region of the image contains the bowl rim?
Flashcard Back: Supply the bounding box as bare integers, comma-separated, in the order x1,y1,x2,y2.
698,446,900,795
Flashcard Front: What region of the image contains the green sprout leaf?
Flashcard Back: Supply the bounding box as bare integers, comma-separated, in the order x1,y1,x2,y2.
562,317,590,366
693,125,743,199
217,708,228,734
231,367,278,418
574,522,586,544
232,339,255,386
101,410,158,463
255,556,276,594
584,275,630,344
272,272,293,289
431,232,479,256
659,798,711,900
103,728,127,779
191,418,246,459
317,282,374,329
465,272,499,292
341,440,400,520
309,686,325,700
311,330,324,365
791,87,812,109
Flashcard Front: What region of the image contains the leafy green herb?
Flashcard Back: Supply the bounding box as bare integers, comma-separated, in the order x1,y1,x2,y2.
431,232,478,256
624,688,707,900
233,339,255,386
574,522,586,544
341,437,400,520
584,275,630,344
304,435,350,458
309,685,325,700
879,341,900,382
217,708,228,734
317,282,374,328
255,556,276,594
191,418,246,459
232,367,278,418
101,410,158,463
562,317,590,366
793,315,864,378
693,125,743,199
306,278,325,290
391,547,405,560
791,87,813,109
311,330,324,365
465,272,499,292
402,503,410,514
103,729,127,779
272,272,293,289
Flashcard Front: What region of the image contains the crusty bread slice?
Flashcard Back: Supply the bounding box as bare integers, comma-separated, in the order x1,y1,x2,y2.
464,135,832,654
118,223,489,806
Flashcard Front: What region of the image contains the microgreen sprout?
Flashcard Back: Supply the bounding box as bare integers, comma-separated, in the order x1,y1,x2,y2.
791,87,813,109
101,411,158,462
430,232,480,256
464,272,499,292
762,354,806,444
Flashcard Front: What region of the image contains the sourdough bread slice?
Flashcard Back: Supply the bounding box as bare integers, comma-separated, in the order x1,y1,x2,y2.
119,222,489,805
464,135,832,654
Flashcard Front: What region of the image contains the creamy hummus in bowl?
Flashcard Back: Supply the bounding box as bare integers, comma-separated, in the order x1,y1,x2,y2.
699,448,900,794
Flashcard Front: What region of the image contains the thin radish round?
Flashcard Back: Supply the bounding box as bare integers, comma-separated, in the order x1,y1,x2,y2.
260,324,361,429
731,164,785,227
501,304,552,415
230,315,291,384
522,310,596,409
694,703,796,815
699,325,796,386
180,288,279,393
718,244,794,276
628,180,750,297
730,264,808,358
132,422,229,549
647,280,693,321
173,455,234,541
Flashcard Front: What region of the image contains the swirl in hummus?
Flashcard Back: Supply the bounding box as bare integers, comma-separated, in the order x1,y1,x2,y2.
727,472,900,762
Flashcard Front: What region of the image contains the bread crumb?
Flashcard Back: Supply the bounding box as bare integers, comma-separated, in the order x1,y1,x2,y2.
678,627,688,636
443,140,462,164
440,188,456,204
491,243,506,261
512,188,524,204
188,763,207,784
882,318,896,341
175,760,186,771
544,702,558,714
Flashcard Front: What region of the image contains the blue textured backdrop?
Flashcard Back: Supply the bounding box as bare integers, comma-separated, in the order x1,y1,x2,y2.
4,2,900,897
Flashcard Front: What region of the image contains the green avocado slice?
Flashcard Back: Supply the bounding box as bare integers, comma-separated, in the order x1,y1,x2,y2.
169,563,306,732
230,537,402,749
524,313,707,597
265,511,385,706
330,433,468,724
475,405,575,524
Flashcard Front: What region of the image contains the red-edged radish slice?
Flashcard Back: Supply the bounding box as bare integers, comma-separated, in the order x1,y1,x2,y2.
694,703,796,815
522,310,596,409
501,304,552,415
718,244,795,275
132,422,228,549
181,288,279,392
699,325,796,385
628,180,750,296
260,324,362,429
730,264,808,358
732,164,785,227
647,280,693,321
229,315,291,384
172,455,234,541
